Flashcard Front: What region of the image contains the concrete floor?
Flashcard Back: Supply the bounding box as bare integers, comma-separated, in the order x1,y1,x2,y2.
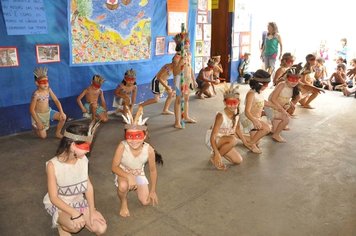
1,84,356,236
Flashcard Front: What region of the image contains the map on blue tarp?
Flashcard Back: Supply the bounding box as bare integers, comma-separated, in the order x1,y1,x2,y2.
1,0,48,35
69,0,153,65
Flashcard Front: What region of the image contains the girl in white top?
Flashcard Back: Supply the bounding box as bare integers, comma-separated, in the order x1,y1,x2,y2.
111,106,163,217
206,84,249,170
43,122,107,235
240,70,276,154
266,64,303,142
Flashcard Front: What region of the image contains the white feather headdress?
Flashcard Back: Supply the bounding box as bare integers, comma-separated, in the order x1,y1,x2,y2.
33,67,48,80
63,120,101,142
223,83,240,99
122,105,149,131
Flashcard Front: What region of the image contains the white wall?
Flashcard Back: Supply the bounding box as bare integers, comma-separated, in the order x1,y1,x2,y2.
244,0,356,70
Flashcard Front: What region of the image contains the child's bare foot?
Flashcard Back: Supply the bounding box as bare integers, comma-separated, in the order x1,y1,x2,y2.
174,124,183,129
162,110,174,115
283,126,290,131
197,94,205,99
209,157,227,171
302,104,314,109
55,133,63,139
272,134,286,143
249,144,262,154
119,202,130,217
184,118,197,123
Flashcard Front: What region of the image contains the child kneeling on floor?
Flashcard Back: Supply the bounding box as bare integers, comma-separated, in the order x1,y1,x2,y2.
111,106,163,217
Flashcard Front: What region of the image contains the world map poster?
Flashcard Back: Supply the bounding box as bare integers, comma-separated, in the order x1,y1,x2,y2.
69,0,152,65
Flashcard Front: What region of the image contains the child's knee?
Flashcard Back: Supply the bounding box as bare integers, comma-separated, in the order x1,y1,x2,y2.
118,182,129,192
139,197,150,206
92,222,107,235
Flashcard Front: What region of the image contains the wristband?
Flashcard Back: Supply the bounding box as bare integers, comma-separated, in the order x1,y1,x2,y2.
70,213,83,220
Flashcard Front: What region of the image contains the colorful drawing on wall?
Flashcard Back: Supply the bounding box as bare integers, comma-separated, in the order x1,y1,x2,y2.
203,24,211,41
197,12,208,24
194,56,203,73
167,12,187,35
36,44,60,64
195,41,203,57
0,47,19,67
168,41,176,54
202,41,210,56
198,0,208,11
196,24,203,41
69,0,153,65
155,36,165,56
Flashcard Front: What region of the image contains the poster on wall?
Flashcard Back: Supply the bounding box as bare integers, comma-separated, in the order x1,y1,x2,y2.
69,0,153,65
197,12,208,24
155,37,166,56
203,24,211,41
168,41,176,54
195,41,203,57
0,47,19,67
167,0,188,35
198,0,208,11
196,24,203,41
168,12,187,35
202,41,211,56
195,56,203,73
36,44,60,64
1,0,48,35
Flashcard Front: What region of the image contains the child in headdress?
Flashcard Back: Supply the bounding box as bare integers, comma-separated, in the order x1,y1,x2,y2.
172,31,198,128
139,63,175,115
265,64,304,142
239,70,275,154
112,69,138,117
272,52,295,86
206,84,250,170
77,75,108,122
111,106,163,217
195,58,219,99
30,67,67,139
298,54,325,109
43,122,107,235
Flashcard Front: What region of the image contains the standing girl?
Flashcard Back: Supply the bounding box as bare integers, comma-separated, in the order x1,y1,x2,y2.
260,22,283,75
111,106,163,217
43,122,107,235
206,84,249,170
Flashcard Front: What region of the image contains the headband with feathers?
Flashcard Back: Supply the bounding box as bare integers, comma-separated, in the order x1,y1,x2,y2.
223,83,240,99
122,105,149,131
34,67,48,80
63,120,101,143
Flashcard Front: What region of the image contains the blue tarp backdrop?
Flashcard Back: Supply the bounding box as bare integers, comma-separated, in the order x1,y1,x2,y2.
0,0,197,136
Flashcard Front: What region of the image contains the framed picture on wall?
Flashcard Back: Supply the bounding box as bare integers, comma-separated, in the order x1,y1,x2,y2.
195,41,203,57
195,56,203,73
168,41,176,54
155,36,166,56
198,0,208,11
196,24,203,41
36,44,60,64
197,12,208,24
0,47,19,67
203,24,211,41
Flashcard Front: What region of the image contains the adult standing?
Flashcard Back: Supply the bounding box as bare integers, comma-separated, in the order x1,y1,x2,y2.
260,22,283,75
